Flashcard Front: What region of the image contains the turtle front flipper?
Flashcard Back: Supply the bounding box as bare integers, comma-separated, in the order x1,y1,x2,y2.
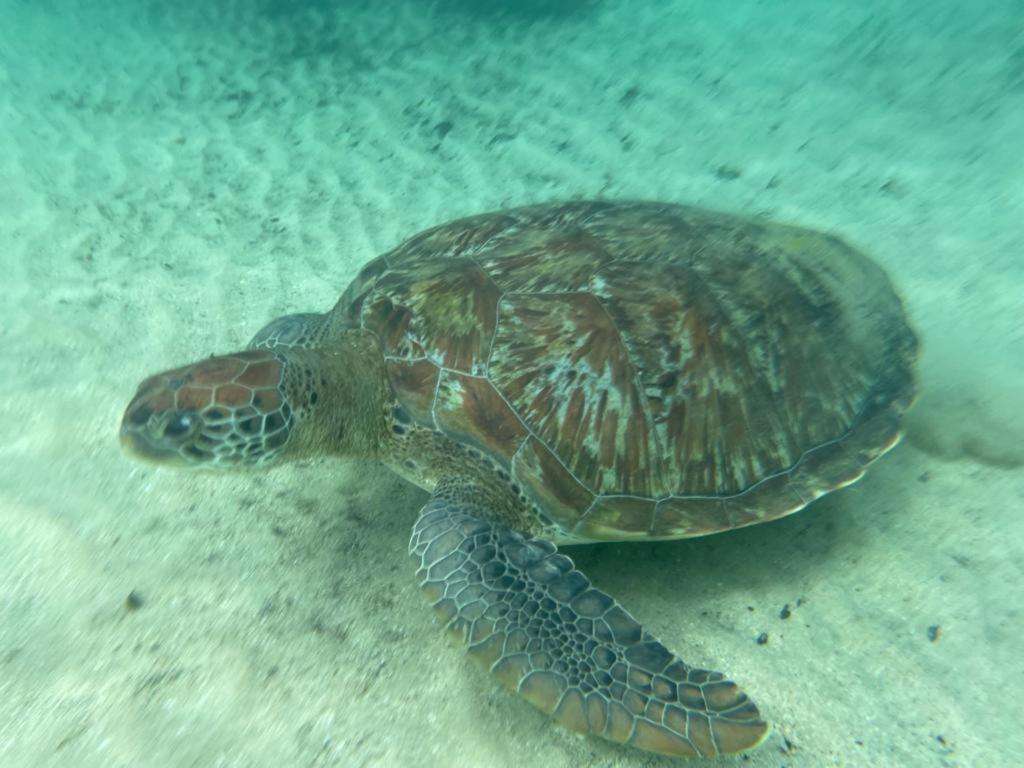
409,487,769,758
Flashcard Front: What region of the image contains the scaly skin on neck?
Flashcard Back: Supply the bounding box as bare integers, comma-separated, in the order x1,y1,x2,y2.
120,329,393,469
119,326,538,535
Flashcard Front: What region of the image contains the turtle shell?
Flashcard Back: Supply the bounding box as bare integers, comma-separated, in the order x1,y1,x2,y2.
335,201,916,542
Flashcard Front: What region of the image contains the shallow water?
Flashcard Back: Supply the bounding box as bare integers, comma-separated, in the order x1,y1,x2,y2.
1,1,1022,766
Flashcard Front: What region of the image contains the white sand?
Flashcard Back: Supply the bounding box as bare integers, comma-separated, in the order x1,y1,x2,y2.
1,0,1022,766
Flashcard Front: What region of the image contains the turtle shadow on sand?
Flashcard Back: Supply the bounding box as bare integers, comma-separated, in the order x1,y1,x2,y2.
576,449,919,602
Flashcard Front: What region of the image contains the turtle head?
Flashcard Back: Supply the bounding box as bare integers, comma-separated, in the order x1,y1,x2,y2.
120,337,389,469
120,350,302,468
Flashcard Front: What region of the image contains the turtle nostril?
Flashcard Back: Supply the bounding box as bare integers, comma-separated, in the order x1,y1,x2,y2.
163,412,195,439
128,404,153,427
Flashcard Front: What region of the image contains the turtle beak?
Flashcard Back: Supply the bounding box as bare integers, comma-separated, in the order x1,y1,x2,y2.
120,424,191,466
119,365,209,467
119,387,200,467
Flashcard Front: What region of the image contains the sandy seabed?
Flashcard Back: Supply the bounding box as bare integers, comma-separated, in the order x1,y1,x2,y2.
1,1,1022,766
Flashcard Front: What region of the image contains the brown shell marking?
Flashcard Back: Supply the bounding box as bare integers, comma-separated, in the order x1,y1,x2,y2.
475,224,615,293
362,258,499,372
489,291,657,496
432,372,528,459
346,201,916,540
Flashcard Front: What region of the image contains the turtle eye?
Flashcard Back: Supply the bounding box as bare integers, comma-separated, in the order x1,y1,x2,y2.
163,412,195,438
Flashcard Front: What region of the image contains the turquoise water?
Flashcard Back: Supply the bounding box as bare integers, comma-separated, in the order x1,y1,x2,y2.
1,1,1022,766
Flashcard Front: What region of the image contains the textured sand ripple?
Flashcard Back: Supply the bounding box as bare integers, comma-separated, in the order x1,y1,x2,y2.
1,1,1022,766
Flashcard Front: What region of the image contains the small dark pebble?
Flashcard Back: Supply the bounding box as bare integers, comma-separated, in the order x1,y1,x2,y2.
927,624,941,642
879,178,907,198
756,632,768,645
434,120,453,138
125,590,144,611
487,131,517,146
716,164,743,180
918,471,931,482
779,603,791,620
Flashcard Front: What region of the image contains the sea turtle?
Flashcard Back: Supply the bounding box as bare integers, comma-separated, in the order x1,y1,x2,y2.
120,200,917,759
